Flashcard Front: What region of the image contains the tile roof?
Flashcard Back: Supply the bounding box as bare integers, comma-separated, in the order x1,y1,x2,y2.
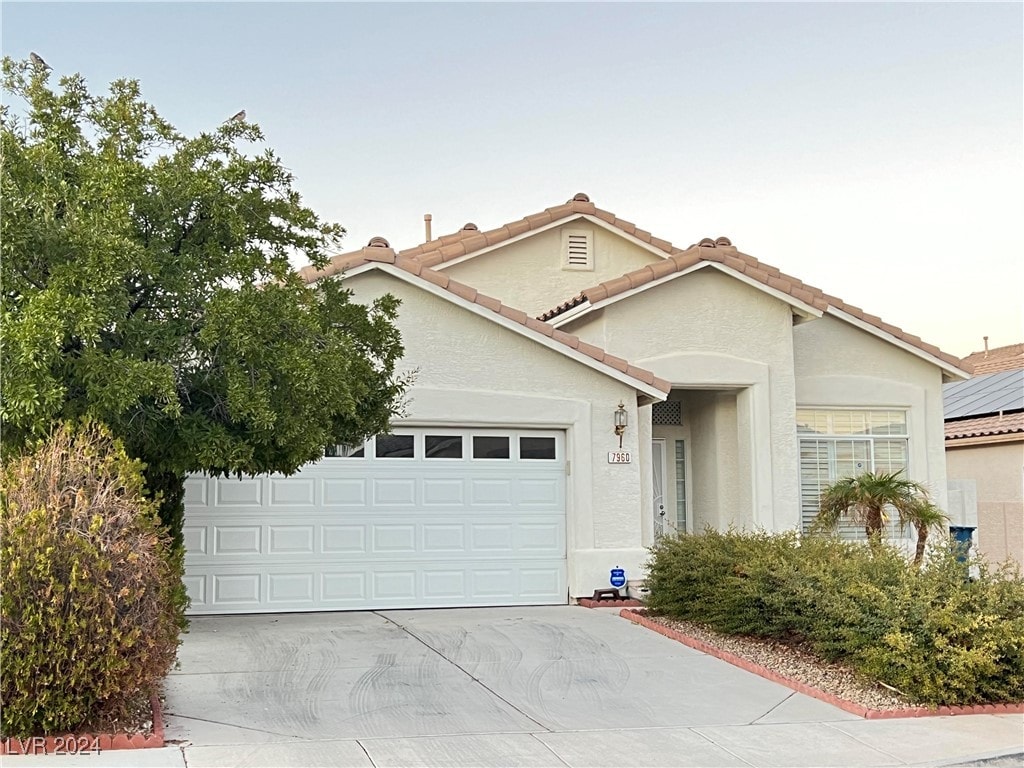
959,343,1024,376
299,244,670,396
395,194,678,269
945,412,1024,441
307,195,967,375
537,238,964,371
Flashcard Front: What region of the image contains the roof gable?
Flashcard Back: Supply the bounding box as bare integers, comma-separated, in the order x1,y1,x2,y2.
299,244,670,402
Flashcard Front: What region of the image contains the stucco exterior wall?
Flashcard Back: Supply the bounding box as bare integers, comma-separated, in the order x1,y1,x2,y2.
793,315,950,511
946,441,1024,569
439,221,663,318
345,270,650,597
564,267,801,531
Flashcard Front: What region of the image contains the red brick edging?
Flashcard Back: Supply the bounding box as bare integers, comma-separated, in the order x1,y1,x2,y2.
0,693,165,754
620,608,1024,720
578,597,645,608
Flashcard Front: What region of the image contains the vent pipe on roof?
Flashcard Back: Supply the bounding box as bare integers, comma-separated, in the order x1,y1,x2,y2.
984,336,990,357
424,214,432,242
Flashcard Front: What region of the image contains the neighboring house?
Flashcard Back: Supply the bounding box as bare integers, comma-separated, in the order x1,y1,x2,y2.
944,343,1024,569
182,194,969,614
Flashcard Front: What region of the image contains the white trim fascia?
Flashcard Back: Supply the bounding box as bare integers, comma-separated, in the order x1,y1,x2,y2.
827,307,969,380
371,263,669,402
578,214,674,261
432,215,586,270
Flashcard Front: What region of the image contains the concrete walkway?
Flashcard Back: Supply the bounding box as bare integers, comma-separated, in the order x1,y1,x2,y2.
4,607,1021,766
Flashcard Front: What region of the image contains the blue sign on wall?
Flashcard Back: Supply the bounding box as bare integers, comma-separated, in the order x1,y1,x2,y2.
610,567,626,589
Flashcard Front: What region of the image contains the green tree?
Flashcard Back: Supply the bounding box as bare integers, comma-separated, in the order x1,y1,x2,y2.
1,59,408,546
814,470,948,565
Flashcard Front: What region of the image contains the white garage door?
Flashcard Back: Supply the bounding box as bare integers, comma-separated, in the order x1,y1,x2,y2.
183,428,567,614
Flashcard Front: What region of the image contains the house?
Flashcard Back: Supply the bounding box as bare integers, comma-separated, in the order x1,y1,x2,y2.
944,342,1024,569
181,194,969,614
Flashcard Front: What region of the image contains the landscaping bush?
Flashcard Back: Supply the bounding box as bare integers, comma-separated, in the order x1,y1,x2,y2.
1,423,188,737
645,529,1024,706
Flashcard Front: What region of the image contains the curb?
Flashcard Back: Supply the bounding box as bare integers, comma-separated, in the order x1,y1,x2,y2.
0,693,166,754
620,609,1024,720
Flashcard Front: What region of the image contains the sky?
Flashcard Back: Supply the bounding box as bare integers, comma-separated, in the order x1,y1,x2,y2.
3,1,1021,358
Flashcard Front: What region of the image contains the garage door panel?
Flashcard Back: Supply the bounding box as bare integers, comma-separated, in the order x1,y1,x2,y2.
372,478,417,505
215,478,263,506
214,525,261,555
322,478,366,506
268,525,315,554
269,478,316,506
185,428,567,614
422,479,465,505
322,525,367,554
184,476,209,506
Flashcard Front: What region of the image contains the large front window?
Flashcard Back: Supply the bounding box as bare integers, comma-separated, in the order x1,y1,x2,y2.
797,408,909,535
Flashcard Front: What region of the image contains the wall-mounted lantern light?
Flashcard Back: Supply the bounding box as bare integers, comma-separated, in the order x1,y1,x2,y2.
614,401,628,448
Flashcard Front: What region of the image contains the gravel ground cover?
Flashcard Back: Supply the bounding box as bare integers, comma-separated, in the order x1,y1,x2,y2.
646,613,914,711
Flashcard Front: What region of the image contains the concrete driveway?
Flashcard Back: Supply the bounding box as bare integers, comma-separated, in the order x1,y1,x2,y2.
152,606,1023,767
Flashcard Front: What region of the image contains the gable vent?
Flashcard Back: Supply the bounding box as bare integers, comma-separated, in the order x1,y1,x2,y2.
563,229,594,271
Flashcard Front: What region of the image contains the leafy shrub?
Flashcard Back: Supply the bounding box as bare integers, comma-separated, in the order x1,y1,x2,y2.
645,528,1024,706
1,423,187,737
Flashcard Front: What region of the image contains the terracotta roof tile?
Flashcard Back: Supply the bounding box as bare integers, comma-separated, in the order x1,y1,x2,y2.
584,285,610,303
459,234,489,253
446,280,478,304
648,258,679,280
960,343,1024,375
670,250,702,270
571,200,597,215
420,268,450,290
602,275,633,297
524,316,555,337
525,211,553,228
551,329,581,350
438,243,467,260
475,293,502,313
627,366,655,386
505,219,531,238
498,305,528,325
650,236,673,253
628,266,656,289
485,227,512,246
603,354,630,374
946,412,1024,440
615,218,637,236
723,254,747,272
576,340,606,360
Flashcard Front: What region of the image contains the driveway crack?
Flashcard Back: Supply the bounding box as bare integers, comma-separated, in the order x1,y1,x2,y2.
374,612,553,733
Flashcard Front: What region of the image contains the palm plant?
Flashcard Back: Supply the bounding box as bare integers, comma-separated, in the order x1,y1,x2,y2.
814,471,948,564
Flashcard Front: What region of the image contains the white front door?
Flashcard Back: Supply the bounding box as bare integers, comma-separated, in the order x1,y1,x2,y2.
652,438,667,538
182,428,567,614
